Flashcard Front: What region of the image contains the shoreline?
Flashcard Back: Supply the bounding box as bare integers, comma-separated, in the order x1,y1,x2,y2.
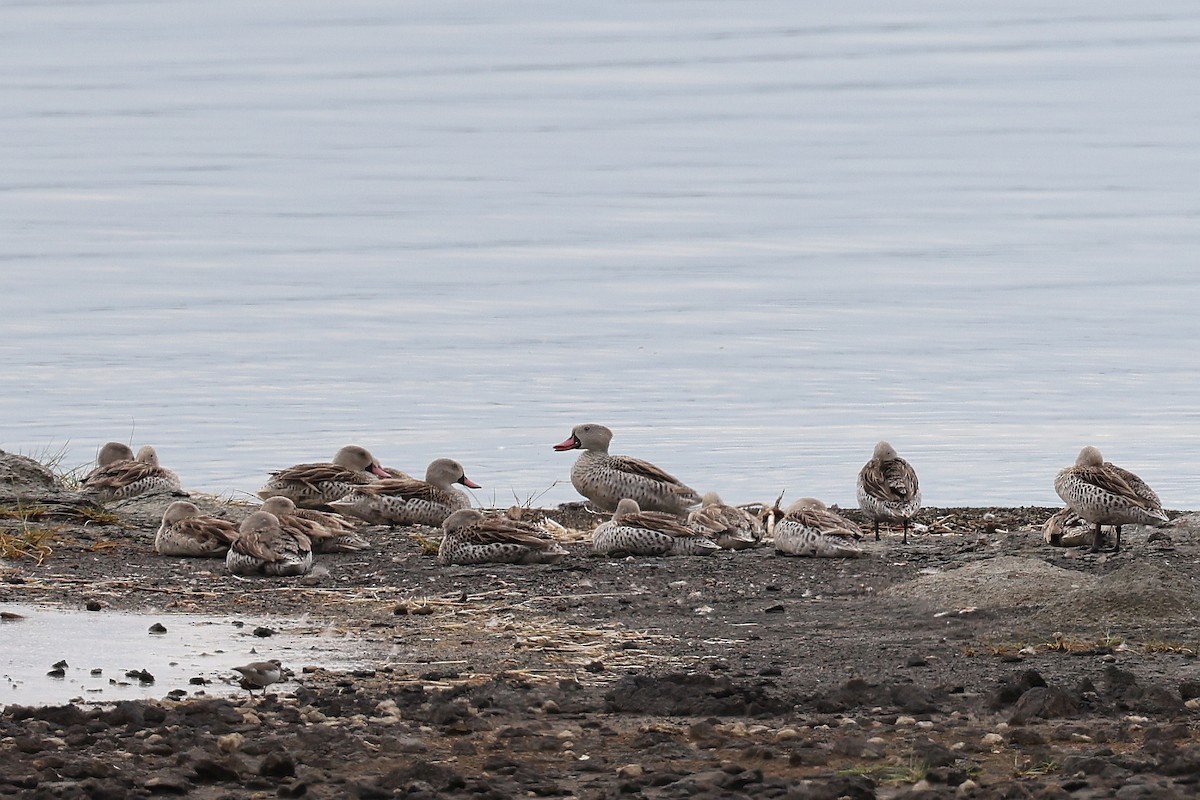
4,451,1200,798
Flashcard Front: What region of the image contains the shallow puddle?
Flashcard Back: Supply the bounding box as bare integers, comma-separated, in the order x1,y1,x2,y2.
0,604,365,708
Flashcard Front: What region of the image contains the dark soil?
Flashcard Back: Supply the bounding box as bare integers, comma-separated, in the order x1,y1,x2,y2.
4,450,1200,799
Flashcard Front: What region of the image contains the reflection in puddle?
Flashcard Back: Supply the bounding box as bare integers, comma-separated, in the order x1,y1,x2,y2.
0,605,364,708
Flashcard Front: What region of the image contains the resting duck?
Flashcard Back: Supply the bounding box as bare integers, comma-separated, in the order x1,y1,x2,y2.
553,423,700,515
155,500,239,557
687,491,762,550
1042,506,1103,548
225,510,313,577
437,508,568,565
857,441,921,543
1054,446,1168,553
769,497,864,558
329,458,479,526
81,445,183,502
81,441,135,484
259,496,371,553
256,445,390,509
592,498,719,557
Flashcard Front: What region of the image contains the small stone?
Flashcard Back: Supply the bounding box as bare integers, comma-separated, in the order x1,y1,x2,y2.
775,728,800,741
981,733,1004,747
906,655,928,667
763,603,785,613
148,623,167,635
86,600,103,611
216,733,244,753
617,764,644,779
956,778,979,796
253,626,275,637
895,716,917,727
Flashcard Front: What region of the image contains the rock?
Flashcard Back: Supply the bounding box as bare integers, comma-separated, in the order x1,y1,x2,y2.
259,751,296,778
144,773,191,794
1009,686,1078,724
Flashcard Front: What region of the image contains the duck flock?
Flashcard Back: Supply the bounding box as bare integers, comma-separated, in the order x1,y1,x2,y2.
74,424,1170,577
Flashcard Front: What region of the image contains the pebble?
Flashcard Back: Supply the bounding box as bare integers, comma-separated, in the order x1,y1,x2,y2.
895,716,917,727
956,778,979,796
775,728,800,741
617,764,644,779
981,733,1004,748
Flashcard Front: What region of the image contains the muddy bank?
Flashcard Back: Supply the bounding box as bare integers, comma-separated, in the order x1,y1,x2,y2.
3,449,1200,797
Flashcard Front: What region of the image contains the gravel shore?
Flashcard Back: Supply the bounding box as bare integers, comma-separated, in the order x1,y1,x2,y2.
3,449,1200,799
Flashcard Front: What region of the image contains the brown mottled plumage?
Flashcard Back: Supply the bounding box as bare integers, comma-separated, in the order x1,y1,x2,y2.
437,508,568,565
329,458,479,526
1054,446,1168,553
856,441,921,543
256,445,390,509
592,498,719,557
554,424,700,515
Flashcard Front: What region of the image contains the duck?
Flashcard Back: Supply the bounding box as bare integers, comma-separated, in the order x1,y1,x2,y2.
80,441,135,483
1042,506,1102,548
592,498,720,557
259,496,371,553
553,423,701,515
256,445,391,509
770,497,865,558
154,500,239,557
687,491,762,550
81,445,183,502
225,510,313,577
328,458,479,526
1054,446,1169,553
437,508,568,565
856,441,921,543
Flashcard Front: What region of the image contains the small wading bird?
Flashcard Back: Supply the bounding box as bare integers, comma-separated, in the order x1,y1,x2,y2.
256,445,391,509
554,423,700,515
232,659,283,698
1054,446,1168,553
857,441,921,543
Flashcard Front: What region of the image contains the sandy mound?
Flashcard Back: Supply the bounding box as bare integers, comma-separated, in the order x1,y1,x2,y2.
882,556,1095,610
883,555,1200,631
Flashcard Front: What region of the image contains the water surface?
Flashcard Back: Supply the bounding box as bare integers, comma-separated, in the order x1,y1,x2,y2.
1,2,1197,508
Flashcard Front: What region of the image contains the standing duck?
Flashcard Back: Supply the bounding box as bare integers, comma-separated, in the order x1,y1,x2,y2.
592,498,719,557
857,441,921,543
329,458,479,526
1054,446,1168,553
553,424,701,515
256,445,390,509
770,497,864,558
437,508,568,565
687,492,762,550
225,510,313,577
81,445,183,502
259,496,371,553
155,500,239,557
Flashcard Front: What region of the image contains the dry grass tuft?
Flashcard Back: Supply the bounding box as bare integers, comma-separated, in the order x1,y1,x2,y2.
0,526,56,565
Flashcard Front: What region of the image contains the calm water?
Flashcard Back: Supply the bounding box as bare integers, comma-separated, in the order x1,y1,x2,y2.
1,2,1198,509
0,607,363,708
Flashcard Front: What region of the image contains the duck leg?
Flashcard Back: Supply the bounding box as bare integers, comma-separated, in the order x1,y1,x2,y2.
902,520,908,545
1114,525,1122,554
873,521,880,542
1090,523,1102,553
